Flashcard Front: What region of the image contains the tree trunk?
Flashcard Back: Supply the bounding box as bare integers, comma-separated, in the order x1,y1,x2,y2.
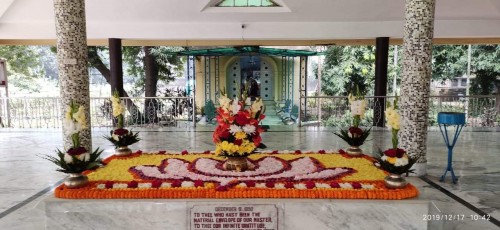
88,48,143,122
143,46,159,123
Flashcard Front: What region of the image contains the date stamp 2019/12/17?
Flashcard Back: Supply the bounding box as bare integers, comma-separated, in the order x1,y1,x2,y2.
423,214,491,221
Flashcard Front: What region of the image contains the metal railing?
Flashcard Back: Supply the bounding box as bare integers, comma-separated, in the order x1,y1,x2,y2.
0,97,195,128
0,95,498,128
302,95,499,128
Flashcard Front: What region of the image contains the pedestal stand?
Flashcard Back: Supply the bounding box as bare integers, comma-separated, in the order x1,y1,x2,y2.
437,112,465,184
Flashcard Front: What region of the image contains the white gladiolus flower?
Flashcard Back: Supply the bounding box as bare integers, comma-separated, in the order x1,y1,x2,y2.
229,124,242,134
112,134,120,141
242,124,256,134
219,96,231,111
381,155,388,161
251,99,263,113
231,99,241,115
64,153,73,164
350,100,366,116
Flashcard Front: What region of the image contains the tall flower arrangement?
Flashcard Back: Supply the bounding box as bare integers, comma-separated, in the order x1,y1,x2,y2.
377,97,417,174
334,90,371,148
42,101,102,173
104,91,140,148
213,91,266,157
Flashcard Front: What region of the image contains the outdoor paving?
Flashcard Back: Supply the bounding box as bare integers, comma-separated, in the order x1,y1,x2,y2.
0,127,499,229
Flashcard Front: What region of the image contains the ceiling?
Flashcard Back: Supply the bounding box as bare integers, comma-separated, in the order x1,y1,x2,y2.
1,0,500,45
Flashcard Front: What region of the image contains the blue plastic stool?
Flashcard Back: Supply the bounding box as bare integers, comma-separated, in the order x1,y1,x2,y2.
437,112,465,184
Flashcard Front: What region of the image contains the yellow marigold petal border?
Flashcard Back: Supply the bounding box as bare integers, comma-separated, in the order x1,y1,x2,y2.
55,151,419,200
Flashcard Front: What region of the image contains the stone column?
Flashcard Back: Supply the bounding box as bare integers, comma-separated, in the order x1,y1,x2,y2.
53,0,91,150
400,0,436,176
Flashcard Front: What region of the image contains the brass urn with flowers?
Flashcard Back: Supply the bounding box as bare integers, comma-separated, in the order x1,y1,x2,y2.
41,101,103,189
105,91,140,156
213,89,266,172
377,97,418,189
334,89,371,156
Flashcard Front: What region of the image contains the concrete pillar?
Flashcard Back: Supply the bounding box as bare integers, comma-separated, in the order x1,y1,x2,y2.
53,0,91,150
400,0,436,176
374,37,389,127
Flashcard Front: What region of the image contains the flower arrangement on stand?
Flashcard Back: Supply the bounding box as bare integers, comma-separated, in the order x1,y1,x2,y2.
213,90,266,172
334,90,371,156
377,97,418,189
42,101,103,189
104,91,140,156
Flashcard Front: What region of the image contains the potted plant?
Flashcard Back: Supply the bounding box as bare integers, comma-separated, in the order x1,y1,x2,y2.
104,91,140,156
42,101,103,189
213,90,266,172
334,89,371,156
377,97,418,189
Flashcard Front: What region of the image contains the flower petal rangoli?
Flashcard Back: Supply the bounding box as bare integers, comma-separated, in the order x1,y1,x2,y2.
131,156,354,187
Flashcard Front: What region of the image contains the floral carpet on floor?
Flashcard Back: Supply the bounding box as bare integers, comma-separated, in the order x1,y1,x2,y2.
55,150,419,199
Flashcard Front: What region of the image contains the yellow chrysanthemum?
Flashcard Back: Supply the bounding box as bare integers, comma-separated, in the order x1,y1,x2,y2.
234,131,246,140
387,157,397,165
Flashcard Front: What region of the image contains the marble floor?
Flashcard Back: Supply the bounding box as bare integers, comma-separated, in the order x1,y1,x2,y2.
0,127,499,229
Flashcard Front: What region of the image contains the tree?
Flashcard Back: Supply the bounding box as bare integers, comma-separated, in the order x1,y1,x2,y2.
88,46,184,123
0,46,45,93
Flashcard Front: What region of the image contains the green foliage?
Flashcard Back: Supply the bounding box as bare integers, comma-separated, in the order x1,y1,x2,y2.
334,127,371,146
0,46,47,92
104,129,141,148
204,100,216,122
40,148,103,174
124,46,184,95
321,46,375,96
432,45,500,95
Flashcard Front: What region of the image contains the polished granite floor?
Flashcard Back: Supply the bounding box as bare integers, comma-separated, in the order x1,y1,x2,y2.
0,126,499,229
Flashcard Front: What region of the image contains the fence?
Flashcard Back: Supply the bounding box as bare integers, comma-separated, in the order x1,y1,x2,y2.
0,95,498,128
302,95,499,128
0,97,195,128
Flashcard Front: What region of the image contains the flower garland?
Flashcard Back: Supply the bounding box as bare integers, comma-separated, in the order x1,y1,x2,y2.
54,151,418,200
105,90,140,148
213,91,265,157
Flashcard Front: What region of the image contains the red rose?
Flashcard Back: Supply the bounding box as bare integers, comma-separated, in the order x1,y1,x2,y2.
203,150,211,154
159,150,166,154
271,150,279,154
351,182,362,189
305,181,316,189
245,181,256,187
151,180,162,188
265,181,275,188
284,182,295,189
348,127,363,136
67,146,87,155
318,150,326,154
181,150,189,155
127,181,138,188
252,135,262,147
384,149,397,157
105,181,114,189
338,149,347,155
171,180,182,187
330,182,340,188
114,128,129,136
235,114,250,126
294,150,302,154
194,180,204,187
396,148,406,158
216,185,228,191
234,139,242,146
